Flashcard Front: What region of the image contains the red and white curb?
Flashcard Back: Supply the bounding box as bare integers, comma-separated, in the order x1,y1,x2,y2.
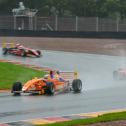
0,109,126,126
0,59,52,72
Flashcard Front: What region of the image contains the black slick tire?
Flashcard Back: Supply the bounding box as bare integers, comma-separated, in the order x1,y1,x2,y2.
72,79,82,93
45,82,54,95
21,49,26,57
36,50,41,57
113,71,120,80
11,82,22,96
2,48,8,55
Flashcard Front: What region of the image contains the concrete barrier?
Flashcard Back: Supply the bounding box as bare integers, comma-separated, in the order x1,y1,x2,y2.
0,29,126,39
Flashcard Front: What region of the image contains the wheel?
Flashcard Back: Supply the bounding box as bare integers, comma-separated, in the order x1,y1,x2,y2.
72,79,82,93
2,48,8,55
113,71,120,80
11,82,22,96
36,50,41,57
45,82,54,95
20,49,26,57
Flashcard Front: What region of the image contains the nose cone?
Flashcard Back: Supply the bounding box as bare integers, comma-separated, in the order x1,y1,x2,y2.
22,86,27,91
22,78,39,92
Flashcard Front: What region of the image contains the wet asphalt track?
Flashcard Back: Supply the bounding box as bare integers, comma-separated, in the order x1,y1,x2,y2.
0,48,126,123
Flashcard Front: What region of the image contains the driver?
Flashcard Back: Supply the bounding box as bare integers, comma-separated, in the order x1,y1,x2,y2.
15,44,23,49
9,44,22,50
54,71,65,82
43,70,65,82
43,70,54,80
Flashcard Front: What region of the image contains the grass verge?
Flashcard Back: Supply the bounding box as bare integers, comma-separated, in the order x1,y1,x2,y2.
36,111,126,126
0,62,45,90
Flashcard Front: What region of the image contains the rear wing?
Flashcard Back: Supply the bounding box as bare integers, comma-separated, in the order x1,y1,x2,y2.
2,42,15,48
60,71,78,81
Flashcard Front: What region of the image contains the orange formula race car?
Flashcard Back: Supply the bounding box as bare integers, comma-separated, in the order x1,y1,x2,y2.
11,71,82,96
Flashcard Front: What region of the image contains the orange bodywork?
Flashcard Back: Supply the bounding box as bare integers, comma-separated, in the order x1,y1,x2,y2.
22,77,65,94
21,71,76,94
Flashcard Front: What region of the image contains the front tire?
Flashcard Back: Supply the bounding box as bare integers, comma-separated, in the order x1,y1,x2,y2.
36,50,41,57
72,79,82,93
45,82,54,95
20,49,26,57
11,82,22,96
113,71,120,80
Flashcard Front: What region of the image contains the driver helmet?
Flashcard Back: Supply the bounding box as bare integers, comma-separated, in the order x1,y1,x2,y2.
44,74,49,79
16,43,21,47
56,70,60,75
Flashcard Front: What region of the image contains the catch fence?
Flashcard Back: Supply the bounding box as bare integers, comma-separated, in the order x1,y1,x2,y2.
0,15,126,32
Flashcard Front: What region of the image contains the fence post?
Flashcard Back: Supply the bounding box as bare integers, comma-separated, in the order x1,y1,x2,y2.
34,16,37,31
96,17,99,32
29,16,33,30
55,15,58,31
14,16,16,30
116,17,119,32
75,16,78,32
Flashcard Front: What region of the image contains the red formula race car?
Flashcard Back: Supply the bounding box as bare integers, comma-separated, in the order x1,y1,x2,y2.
2,43,41,57
113,68,126,80
11,71,82,96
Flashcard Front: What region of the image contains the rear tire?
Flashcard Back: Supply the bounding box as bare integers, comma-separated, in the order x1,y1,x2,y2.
113,71,120,80
11,82,22,96
2,48,8,55
72,79,82,93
